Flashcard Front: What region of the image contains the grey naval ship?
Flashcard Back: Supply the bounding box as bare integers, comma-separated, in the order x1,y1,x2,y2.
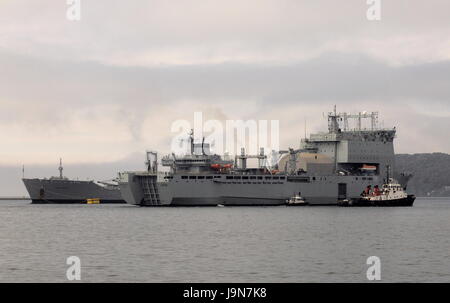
119,109,413,206
22,159,124,204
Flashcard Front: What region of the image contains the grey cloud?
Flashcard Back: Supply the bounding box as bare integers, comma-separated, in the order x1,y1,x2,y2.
1,50,449,110
1,49,449,160
2,1,450,67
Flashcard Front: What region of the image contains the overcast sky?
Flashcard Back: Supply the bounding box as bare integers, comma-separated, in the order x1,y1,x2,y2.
1,0,449,194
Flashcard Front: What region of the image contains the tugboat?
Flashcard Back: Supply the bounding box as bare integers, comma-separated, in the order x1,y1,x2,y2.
339,179,416,207
286,194,309,206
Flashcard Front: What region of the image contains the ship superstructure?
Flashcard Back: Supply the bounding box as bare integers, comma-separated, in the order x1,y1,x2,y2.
119,109,409,206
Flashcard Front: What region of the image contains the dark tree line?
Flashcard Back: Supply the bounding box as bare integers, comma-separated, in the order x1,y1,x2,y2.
396,153,450,197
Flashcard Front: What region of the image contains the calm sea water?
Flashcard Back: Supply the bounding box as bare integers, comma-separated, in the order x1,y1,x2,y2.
0,198,449,283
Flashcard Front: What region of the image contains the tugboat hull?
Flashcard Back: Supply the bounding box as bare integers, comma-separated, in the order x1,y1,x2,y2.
339,195,416,207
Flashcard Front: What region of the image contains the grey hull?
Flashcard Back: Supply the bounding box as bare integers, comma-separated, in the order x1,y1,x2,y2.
119,172,381,206
23,178,125,204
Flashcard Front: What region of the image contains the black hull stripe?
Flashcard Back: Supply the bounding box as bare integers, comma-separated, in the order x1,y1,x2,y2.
31,199,126,204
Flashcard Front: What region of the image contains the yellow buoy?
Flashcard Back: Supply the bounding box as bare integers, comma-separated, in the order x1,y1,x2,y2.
86,198,100,204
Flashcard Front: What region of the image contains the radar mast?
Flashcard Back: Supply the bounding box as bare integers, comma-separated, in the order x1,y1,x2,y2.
58,158,64,179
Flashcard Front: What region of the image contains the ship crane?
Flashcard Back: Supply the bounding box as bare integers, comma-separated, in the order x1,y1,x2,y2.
235,147,268,170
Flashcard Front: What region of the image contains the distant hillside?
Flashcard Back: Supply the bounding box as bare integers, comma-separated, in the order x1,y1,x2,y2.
395,153,450,197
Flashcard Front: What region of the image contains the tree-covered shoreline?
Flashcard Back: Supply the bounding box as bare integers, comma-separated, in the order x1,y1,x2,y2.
396,153,450,197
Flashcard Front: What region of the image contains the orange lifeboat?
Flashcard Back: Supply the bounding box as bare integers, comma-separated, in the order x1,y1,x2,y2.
211,164,221,170
361,164,377,171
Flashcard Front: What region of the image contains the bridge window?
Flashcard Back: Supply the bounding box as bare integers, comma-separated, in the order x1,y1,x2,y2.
181,176,188,179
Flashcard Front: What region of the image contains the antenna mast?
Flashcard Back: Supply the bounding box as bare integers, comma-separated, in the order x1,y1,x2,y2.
304,118,307,140
328,105,340,133
59,158,63,179
189,129,194,155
